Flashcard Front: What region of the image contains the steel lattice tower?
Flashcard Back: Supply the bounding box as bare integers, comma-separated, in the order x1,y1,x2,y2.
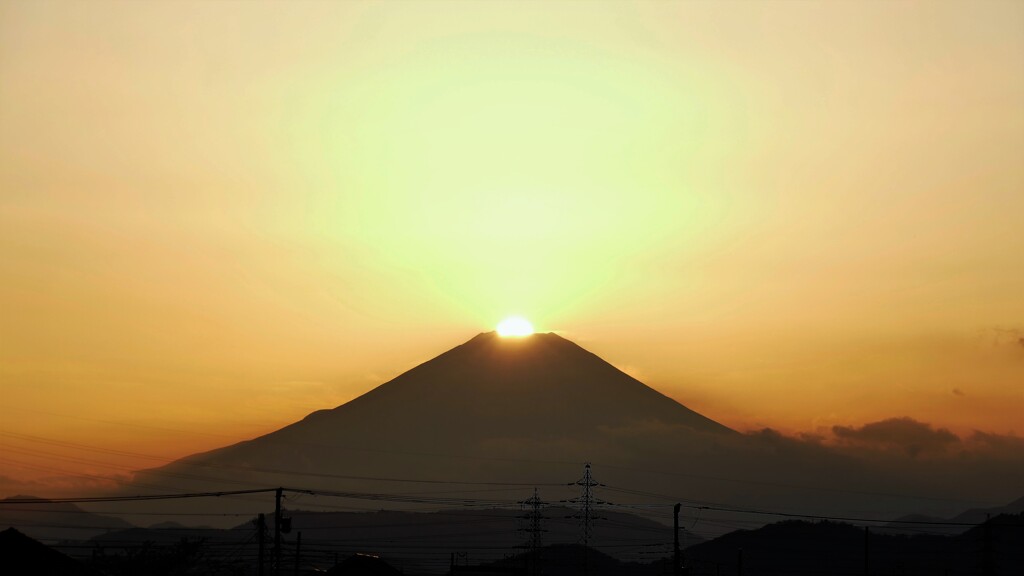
568,463,602,548
567,463,607,576
518,488,547,576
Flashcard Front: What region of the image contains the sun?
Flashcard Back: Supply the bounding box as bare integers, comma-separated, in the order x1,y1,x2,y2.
496,316,534,337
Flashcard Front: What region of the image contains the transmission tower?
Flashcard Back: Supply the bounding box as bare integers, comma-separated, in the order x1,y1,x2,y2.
518,488,547,576
567,463,604,548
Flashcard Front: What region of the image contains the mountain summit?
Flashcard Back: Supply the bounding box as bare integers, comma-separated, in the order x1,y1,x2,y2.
296,331,733,442
136,331,732,492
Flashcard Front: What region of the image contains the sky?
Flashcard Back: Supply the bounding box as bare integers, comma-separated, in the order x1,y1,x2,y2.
1,0,1022,493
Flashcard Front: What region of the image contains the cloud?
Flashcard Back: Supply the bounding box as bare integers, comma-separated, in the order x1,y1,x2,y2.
796,431,826,444
831,417,960,457
951,388,966,397
965,430,1024,455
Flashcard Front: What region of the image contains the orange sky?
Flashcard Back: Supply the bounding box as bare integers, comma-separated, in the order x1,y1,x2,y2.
1,0,1022,492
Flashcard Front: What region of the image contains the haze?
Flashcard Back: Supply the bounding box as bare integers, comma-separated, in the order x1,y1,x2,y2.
1,0,1022,491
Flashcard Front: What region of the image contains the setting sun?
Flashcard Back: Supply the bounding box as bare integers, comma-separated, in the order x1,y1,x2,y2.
497,316,534,337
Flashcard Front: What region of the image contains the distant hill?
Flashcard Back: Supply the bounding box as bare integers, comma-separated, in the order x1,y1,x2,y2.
0,527,104,576
84,506,695,574
685,515,1024,576
470,543,665,576
886,495,1024,535
0,495,133,544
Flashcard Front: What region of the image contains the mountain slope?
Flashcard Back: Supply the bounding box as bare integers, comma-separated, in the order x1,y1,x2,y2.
886,495,1024,535
136,332,732,490
286,331,732,442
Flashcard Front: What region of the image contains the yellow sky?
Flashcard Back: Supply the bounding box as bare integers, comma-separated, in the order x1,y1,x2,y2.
1,0,1022,487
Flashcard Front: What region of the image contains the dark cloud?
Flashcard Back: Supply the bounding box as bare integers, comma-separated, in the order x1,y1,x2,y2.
966,430,1024,455
831,417,960,457
797,431,826,444
720,420,1024,522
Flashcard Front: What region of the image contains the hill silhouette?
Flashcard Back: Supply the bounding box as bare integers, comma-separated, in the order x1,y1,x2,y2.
0,528,104,576
684,515,1024,576
886,495,1024,535
84,506,692,574
471,543,664,576
0,496,132,543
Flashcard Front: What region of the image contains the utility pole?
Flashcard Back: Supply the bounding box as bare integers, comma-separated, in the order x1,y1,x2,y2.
274,487,283,576
737,548,743,576
983,513,994,576
863,526,869,576
257,513,266,576
294,531,301,576
673,503,682,576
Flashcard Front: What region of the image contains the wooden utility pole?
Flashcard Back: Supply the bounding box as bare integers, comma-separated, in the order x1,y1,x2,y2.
294,531,302,576
274,487,283,576
673,503,682,576
983,513,994,576
864,526,869,576
257,513,266,576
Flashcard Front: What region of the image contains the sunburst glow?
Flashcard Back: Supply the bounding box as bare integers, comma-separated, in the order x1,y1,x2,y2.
497,316,534,337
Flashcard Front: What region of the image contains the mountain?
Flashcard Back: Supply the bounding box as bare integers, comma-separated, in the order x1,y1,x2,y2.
885,495,1024,535
948,495,1024,524
473,543,665,576
84,506,698,574
0,528,104,576
133,332,733,493
298,331,733,440
684,515,1024,576
0,496,133,544
118,331,1024,535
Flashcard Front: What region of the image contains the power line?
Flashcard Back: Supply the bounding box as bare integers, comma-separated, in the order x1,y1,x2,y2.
4,485,1020,529
0,488,278,505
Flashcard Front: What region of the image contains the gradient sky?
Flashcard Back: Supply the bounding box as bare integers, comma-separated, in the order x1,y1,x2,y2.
1,0,1022,490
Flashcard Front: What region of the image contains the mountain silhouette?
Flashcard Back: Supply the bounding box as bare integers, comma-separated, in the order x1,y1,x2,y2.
884,495,1024,535
287,331,733,442
684,516,1024,576
1,528,104,576
122,332,1024,535
85,506,696,573
0,496,133,543
134,332,732,492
